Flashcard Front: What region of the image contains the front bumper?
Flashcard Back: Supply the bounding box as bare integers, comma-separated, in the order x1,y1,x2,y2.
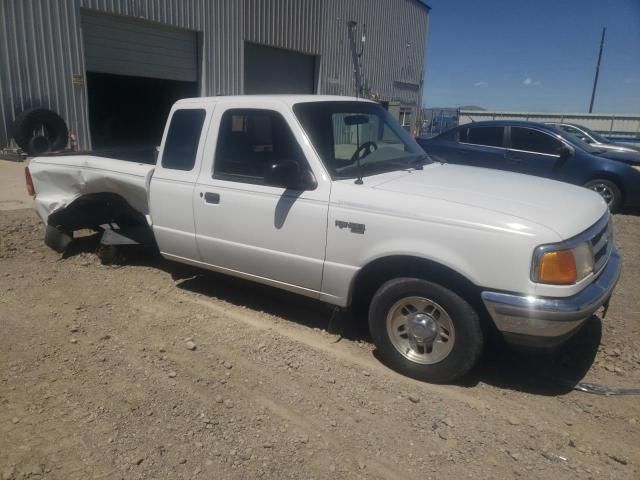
481,247,621,348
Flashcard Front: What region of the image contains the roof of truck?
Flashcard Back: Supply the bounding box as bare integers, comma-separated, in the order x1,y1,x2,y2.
174,95,375,107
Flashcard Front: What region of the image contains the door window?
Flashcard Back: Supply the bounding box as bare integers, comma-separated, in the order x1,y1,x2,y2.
162,109,206,171
214,109,306,184
511,127,563,155
460,126,504,147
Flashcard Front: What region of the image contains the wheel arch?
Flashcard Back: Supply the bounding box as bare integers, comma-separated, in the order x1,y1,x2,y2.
349,255,485,314
48,192,148,232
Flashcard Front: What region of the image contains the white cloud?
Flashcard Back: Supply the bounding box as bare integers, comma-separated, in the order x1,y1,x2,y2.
473,81,488,87
522,77,541,86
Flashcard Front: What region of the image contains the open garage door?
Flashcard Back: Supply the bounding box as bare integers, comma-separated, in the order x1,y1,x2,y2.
82,10,198,82
81,11,198,153
244,43,316,94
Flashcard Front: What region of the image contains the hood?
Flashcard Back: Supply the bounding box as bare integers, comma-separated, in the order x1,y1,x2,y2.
594,148,640,164
368,164,607,239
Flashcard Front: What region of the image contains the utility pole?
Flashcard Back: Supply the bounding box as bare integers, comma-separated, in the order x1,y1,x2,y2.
589,27,606,113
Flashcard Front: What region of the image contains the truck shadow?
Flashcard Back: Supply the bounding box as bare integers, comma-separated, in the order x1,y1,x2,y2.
62,238,601,396
460,316,602,395
168,265,602,397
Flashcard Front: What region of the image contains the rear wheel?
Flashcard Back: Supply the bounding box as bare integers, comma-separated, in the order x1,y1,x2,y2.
584,179,622,212
368,278,483,383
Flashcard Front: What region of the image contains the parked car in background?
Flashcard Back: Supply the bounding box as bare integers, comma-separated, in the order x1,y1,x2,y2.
417,121,640,211
545,122,640,154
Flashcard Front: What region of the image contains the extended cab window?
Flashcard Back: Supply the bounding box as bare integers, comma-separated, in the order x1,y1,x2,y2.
162,109,206,171
459,126,504,147
214,109,306,184
511,127,563,155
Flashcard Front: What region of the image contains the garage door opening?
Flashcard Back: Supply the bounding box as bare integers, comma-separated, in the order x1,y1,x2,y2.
87,72,197,155
82,10,199,158
244,43,316,94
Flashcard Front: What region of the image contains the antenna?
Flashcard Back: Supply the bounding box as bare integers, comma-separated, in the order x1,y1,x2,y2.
589,27,606,113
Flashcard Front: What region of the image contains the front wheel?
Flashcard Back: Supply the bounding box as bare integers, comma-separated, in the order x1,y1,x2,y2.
584,179,622,212
368,278,483,383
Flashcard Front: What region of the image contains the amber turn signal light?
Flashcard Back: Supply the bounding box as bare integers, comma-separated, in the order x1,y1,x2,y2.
537,250,577,284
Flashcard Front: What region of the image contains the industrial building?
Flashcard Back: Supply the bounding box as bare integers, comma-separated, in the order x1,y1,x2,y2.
0,0,430,151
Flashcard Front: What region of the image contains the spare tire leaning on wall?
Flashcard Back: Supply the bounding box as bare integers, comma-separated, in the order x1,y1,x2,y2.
11,108,69,156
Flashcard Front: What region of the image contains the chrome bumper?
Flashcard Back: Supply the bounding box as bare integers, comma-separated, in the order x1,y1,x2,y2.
481,248,621,345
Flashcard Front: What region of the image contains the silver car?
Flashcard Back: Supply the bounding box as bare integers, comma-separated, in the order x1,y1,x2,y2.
546,122,640,154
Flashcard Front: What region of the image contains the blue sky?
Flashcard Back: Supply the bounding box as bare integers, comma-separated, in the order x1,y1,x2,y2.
422,0,640,113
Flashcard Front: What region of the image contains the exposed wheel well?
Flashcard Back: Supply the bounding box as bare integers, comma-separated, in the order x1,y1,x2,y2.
47,192,148,233
349,255,494,333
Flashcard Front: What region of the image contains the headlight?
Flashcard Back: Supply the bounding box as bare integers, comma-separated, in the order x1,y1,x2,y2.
532,241,594,285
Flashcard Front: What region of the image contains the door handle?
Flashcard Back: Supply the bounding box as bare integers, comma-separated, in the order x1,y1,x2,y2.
204,192,220,204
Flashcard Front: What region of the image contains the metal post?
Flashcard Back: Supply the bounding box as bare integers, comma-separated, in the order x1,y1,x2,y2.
347,21,363,98
589,28,606,113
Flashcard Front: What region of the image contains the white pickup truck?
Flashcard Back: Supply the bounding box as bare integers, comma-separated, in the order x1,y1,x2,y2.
26,95,621,383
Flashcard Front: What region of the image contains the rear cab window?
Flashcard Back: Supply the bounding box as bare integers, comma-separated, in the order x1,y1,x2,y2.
162,109,206,171
459,126,504,147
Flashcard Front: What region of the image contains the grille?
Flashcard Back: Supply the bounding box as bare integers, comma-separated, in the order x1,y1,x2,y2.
591,220,613,273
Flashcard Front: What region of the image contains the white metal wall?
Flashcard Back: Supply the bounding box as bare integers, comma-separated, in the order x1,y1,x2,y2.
0,0,429,150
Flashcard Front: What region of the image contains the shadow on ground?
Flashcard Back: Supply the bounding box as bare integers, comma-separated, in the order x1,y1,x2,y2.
62,236,601,397
461,316,602,395
619,206,640,216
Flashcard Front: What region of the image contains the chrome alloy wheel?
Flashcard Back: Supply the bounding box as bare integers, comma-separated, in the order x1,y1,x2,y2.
587,182,615,205
385,296,455,364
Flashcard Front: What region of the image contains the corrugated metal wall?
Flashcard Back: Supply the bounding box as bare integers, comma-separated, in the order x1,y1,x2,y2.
0,0,429,150
0,0,90,149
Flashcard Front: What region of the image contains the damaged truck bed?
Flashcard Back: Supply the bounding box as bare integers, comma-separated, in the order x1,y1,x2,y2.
28,155,155,251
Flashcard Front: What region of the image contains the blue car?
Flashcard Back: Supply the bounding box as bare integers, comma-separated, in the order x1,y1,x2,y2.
417,121,640,211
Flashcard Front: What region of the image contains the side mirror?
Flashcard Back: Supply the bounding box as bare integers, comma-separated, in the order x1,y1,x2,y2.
265,160,316,190
559,145,574,160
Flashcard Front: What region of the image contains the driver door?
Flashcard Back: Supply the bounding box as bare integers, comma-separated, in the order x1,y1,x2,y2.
193,105,330,294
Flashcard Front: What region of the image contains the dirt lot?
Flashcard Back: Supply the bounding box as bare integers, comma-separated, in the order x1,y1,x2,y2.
1,202,639,479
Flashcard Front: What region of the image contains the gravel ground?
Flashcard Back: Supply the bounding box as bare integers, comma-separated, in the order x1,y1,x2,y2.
1,208,639,479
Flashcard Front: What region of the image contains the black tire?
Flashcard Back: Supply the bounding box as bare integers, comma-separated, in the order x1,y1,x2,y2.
584,178,622,212
368,278,483,383
11,108,69,155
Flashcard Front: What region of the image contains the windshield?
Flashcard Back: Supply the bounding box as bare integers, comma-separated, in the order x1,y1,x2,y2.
293,101,429,179
546,126,606,154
